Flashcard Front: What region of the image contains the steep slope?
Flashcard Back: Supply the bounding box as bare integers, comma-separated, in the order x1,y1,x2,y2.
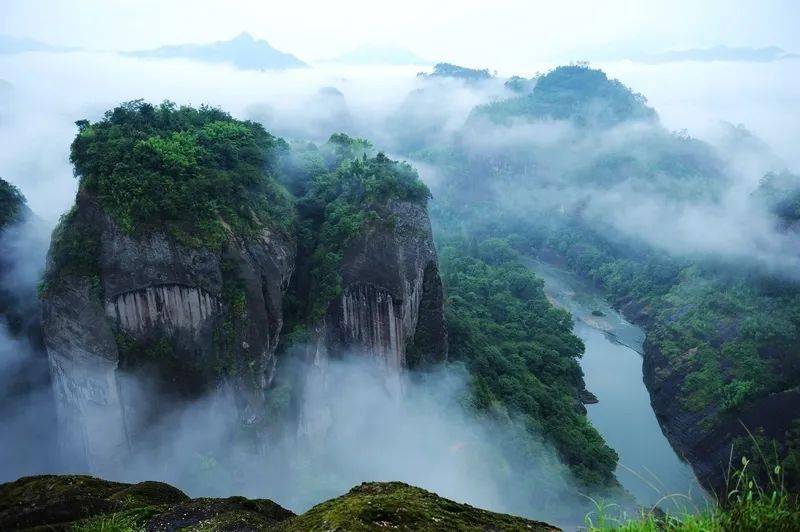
0,475,559,531
40,104,449,477
278,138,448,441
281,136,447,369
0,178,57,481
0,178,30,329
40,102,297,472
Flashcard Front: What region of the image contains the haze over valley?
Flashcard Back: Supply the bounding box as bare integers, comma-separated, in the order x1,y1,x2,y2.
1,2,800,530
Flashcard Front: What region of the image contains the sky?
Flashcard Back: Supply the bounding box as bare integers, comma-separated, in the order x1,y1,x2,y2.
1,0,799,69
0,1,799,218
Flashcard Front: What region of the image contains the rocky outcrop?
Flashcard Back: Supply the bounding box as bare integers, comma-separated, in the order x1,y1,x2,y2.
323,200,448,369
41,193,295,473
643,336,800,495
0,475,559,531
42,185,449,473
296,200,447,443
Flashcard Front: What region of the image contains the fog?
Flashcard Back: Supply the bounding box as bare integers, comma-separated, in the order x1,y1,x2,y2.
0,42,799,522
461,114,800,276
78,356,581,523
0,214,57,480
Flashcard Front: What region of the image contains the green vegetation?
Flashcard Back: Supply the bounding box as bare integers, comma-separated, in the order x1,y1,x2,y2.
0,475,556,531
70,99,294,248
534,221,800,415
754,170,800,224
40,206,102,297
439,235,618,489
282,482,556,531
413,62,800,494
473,64,656,127
282,134,430,323
0,178,30,331
585,452,800,531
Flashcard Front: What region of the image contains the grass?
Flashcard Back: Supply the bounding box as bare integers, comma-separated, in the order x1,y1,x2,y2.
72,511,145,532
583,431,800,531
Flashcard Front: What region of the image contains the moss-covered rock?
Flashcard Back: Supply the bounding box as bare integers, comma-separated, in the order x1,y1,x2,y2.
144,497,294,531
0,475,185,530
0,475,560,531
280,481,559,532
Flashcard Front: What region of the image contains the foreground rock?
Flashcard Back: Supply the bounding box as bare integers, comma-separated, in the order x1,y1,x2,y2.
0,475,559,531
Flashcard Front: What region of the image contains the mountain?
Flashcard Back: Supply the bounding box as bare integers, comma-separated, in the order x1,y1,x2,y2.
418,62,493,81
0,475,559,531
639,45,799,63
40,102,446,472
418,63,800,496
472,64,658,128
124,32,307,70
328,43,429,65
0,34,75,54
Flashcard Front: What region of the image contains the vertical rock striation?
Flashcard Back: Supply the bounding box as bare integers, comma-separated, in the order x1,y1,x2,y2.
323,200,448,369
297,200,448,442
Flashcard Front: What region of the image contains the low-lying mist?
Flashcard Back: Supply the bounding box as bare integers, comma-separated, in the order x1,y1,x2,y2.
0,214,58,481
457,115,800,277
87,355,581,523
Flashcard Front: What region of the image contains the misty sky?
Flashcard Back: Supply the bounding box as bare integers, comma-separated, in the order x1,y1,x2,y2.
1,1,799,219
2,0,799,68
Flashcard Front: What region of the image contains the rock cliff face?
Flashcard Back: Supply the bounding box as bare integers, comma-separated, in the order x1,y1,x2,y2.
323,200,447,369
642,334,800,494
41,193,295,473
297,200,447,442
0,178,58,479
42,183,448,473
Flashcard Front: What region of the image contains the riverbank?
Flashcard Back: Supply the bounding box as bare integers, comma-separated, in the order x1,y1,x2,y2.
525,258,706,511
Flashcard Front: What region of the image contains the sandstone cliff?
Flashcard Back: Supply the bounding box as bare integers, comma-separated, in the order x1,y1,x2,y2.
41,191,295,473
39,103,448,474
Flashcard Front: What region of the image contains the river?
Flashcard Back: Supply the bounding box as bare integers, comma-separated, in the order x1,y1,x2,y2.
526,258,707,511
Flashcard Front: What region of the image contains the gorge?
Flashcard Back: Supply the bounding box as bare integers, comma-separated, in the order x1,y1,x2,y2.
0,39,799,529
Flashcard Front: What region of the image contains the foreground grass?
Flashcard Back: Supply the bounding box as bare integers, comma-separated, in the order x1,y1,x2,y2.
585,452,800,531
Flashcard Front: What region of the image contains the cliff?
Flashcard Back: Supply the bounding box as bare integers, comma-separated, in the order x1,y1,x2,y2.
322,199,447,370
0,475,558,531
39,103,448,473
41,192,295,472
642,331,800,494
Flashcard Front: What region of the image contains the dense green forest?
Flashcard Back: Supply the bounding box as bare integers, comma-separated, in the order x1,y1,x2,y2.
277,134,431,325
69,99,294,248
438,234,618,489
0,178,24,229
414,64,800,492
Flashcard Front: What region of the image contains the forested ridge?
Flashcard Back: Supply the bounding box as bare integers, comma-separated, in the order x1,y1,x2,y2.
414,64,800,493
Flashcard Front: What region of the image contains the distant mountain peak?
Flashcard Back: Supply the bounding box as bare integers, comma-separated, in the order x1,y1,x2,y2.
125,32,307,71
417,63,493,82
232,31,255,42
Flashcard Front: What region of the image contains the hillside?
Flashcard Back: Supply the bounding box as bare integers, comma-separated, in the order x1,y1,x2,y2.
414,64,800,495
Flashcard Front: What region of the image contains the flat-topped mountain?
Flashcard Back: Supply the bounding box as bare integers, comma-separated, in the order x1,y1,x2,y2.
125,32,307,70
